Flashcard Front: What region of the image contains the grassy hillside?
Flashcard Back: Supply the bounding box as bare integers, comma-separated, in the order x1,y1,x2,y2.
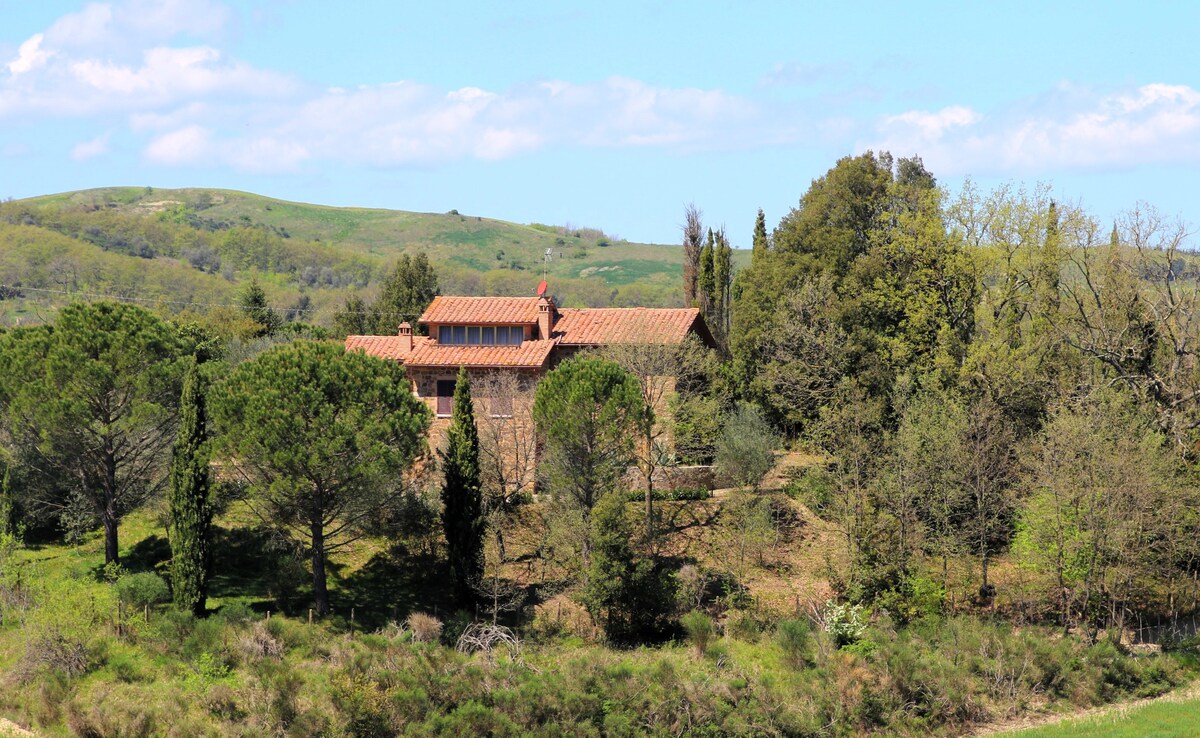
1,487,1192,736
0,187,747,328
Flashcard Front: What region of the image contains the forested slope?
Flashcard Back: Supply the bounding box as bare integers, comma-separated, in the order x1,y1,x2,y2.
1,187,736,327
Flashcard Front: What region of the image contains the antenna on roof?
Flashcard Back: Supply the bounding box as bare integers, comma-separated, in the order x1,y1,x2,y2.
543,248,553,281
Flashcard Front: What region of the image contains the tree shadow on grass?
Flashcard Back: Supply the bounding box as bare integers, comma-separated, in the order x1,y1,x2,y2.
207,525,295,614
122,534,171,574
333,543,455,631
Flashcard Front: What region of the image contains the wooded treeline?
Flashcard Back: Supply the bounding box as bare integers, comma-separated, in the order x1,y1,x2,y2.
2,151,1200,645
676,151,1200,634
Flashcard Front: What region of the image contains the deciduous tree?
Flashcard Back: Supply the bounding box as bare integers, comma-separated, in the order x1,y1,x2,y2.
601,334,711,538
682,204,704,308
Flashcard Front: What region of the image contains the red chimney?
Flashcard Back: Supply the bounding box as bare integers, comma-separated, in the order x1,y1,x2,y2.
397,321,413,352
537,296,556,340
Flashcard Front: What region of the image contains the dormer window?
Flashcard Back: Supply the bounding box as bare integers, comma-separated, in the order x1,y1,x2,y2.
438,325,524,345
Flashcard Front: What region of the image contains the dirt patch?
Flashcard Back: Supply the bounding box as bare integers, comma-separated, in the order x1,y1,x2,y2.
0,717,36,737
131,199,183,214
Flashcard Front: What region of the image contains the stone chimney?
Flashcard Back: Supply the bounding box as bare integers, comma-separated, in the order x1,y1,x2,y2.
397,321,413,352
537,296,556,340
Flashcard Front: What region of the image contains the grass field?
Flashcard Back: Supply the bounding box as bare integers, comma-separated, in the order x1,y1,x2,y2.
995,688,1200,737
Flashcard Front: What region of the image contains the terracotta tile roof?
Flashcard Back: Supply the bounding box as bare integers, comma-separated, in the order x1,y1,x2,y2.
345,335,416,361
419,296,542,325
554,307,708,346
405,339,557,368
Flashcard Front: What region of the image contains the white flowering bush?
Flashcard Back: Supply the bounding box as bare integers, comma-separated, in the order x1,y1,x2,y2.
822,600,866,647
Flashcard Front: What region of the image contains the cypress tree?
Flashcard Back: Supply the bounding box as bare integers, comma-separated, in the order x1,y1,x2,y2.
699,228,716,315
581,491,676,643
239,277,281,337
169,356,212,616
372,253,439,335
713,227,733,343
333,295,370,337
441,366,485,605
751,208,768,266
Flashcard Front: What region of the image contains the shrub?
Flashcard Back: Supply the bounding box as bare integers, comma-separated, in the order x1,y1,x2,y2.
726,610,763,642
20,578,113,679
625,487,711,503
116,572,170,609
150,608,196,649
676,564,710,612
875,575,945,625
407,612,443,643
715,404,776,490
183,616,226,660
239,620,283,661
784,470,834,511
776,618,811,668
681,611,716,656
218,600,256,626
822,600,867,648
106,650,147,683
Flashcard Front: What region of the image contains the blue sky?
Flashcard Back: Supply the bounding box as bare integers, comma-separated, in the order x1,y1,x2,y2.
2,1,1197,245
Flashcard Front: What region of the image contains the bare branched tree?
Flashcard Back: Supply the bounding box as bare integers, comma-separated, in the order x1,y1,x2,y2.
1060,203,1200,452
600,333,711,538
474,371,537,561
682,204,705,308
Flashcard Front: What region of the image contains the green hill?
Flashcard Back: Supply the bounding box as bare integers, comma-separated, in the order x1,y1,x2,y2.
0,187,748,328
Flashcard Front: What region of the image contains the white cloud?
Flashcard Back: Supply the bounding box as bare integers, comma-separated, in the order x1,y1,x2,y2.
3,1,765,171
144,125,211,165
70,46,291,100
880,106,982,141
135,76,756,173
1,0,281,119
7,34,51,76
871,84,1200,175
43,0,229,51
70,133,110,160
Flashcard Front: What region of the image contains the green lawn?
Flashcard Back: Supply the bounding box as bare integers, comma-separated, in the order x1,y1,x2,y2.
998,691,1200,737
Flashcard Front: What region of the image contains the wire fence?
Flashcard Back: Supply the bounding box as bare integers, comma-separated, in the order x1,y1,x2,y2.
1126,613,1200,645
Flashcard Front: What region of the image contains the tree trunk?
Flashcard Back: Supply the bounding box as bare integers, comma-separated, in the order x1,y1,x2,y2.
311,522,329,616
103,507,120,565
642,421,656,540
581,508,592,584
103,443,120,565
644,479,655,541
